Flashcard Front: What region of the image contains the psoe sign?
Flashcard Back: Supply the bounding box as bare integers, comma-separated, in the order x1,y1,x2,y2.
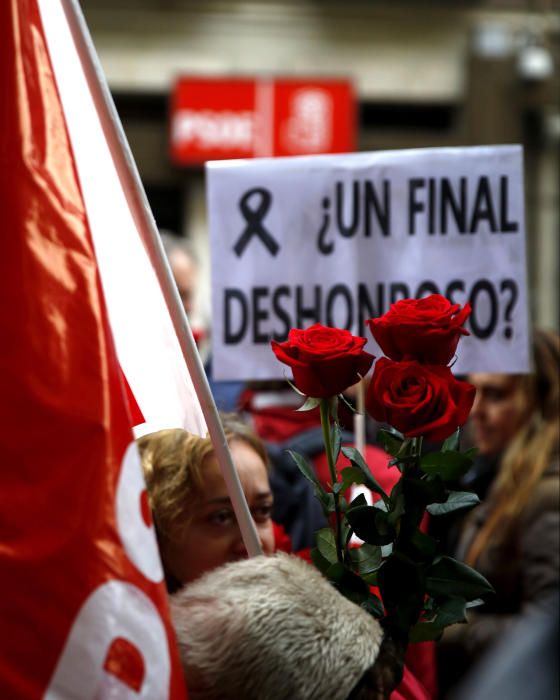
170,76,356,164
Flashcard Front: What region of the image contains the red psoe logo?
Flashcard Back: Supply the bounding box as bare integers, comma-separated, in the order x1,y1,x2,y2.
170,76,355,164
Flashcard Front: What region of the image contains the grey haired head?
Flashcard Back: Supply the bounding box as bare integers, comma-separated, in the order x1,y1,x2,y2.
170,552,383,700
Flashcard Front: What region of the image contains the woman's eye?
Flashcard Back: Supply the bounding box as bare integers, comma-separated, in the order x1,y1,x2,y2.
485,388,507,402
208,510,234,526
252,503,273,522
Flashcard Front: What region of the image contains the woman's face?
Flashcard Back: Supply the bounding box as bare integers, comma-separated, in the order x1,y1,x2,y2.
162,439,275,585
467,373,525,456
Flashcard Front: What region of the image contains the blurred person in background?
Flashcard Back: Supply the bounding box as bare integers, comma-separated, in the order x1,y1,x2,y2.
160,229,199,321
159,229,245,411
137,414,278,591
437,328,560,696
450,590,559,700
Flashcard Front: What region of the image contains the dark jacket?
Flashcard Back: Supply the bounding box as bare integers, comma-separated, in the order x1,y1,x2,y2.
438,457,560,690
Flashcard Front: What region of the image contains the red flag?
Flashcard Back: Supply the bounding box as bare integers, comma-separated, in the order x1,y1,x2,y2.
0,1,187,697
30,0,206,440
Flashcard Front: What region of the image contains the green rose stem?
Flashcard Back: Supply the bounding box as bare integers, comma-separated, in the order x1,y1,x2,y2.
319,397,344,564
383,436,426,655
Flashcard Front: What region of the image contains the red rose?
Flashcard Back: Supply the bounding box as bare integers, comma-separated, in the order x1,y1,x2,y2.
271,324,374,398
366,358,475,442
368,294,471,365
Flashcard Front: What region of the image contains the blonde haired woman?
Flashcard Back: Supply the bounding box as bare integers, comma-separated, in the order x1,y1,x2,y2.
137,414,275,591
439,329,560,693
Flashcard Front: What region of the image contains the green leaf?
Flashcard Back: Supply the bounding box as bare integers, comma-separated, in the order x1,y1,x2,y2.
341,446,390,505
426,556,495,600
403,475,446,508
349,493,369,509
296,396,321,412
420,451,474,481
381,543,393,557
410,595,471,642
427,491,480,516
361,571,379,586
331,567,371,605
409,529,437,559
409,620,445,643
287,449,334,513
346,505,395,545
442,428,460,452
361,593,385,619
350,543,383,576
377,553,426,617
287,449,321,488
431,596,469,627
315,528,338,565
334,466,367,494
409,622,443,643
324,561,346,584
387,493,406,527
331,423,343,463
341,517,353,548
321,492,337,513
377,429,405,457
310,546,331,574
340,466,366,490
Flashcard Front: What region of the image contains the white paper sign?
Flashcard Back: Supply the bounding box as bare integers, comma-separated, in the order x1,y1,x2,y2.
207,145,530,381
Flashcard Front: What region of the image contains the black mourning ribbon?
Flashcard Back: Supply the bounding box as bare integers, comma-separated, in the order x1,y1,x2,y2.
233,187,280,257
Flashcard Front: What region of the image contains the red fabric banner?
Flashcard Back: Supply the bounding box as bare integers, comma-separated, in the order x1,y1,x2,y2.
0,1,187,697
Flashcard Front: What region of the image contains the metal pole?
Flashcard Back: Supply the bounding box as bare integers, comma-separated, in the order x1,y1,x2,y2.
61,0,263,558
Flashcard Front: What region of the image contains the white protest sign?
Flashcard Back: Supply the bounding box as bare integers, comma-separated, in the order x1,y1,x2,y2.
207,145,530,381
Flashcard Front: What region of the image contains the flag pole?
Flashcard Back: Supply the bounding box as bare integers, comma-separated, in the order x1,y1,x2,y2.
61,0,263,558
